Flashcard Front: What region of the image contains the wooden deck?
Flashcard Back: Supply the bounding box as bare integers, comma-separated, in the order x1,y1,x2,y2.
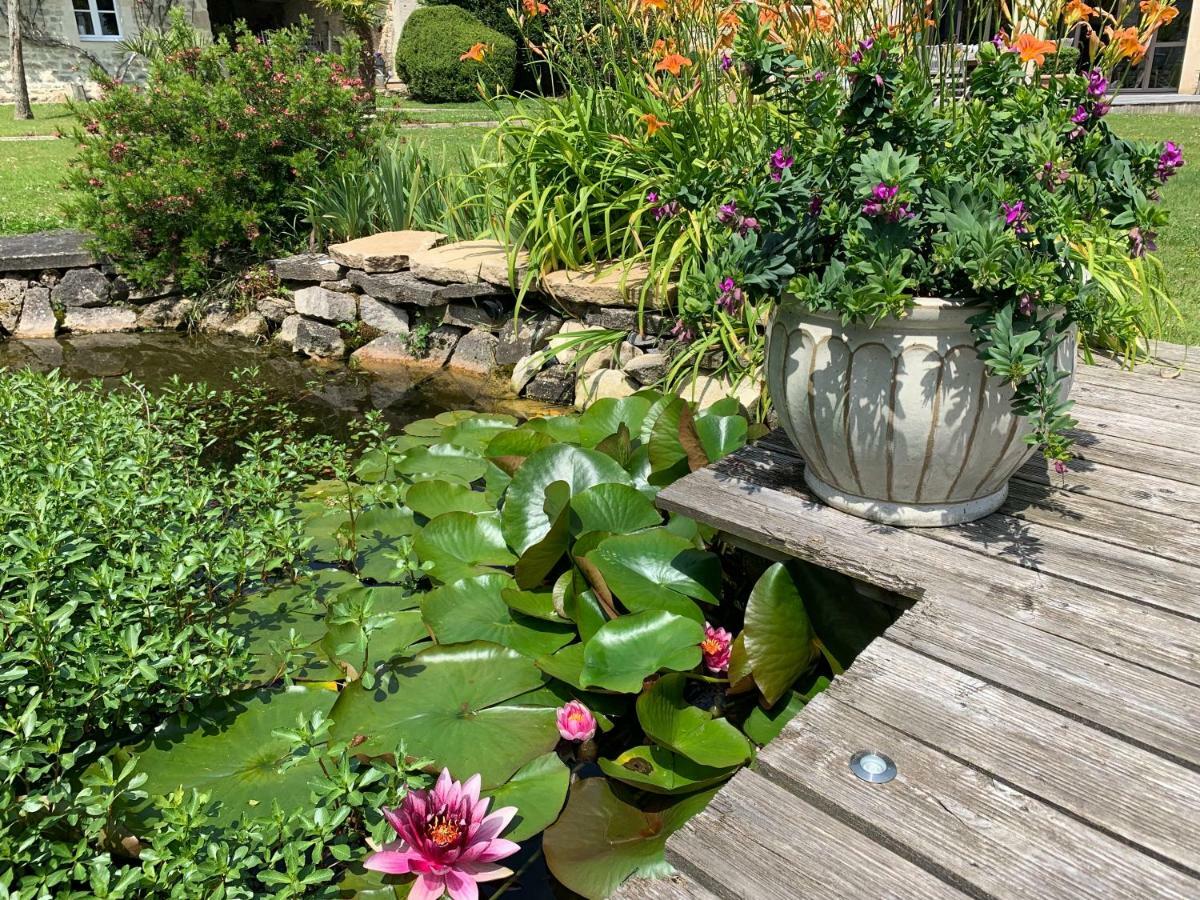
617,345,1200,899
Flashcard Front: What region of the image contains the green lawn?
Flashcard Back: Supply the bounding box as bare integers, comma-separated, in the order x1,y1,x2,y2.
0,103,77,137
0,138,74,234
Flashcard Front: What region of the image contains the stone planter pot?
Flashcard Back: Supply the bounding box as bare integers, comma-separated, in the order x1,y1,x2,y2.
765,297,1076,527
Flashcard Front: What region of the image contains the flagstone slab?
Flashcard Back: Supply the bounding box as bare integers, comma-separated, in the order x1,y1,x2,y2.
409,240,528,287
0,230,97,271
542,262,675,309
327,230,447,273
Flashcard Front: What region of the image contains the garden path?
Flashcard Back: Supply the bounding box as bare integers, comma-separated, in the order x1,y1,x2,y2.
616,345,1200,899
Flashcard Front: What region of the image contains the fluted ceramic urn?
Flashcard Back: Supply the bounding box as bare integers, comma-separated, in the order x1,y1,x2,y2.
765,297,1076,527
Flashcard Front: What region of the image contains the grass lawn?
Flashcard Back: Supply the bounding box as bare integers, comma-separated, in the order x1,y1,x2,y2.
0,103,77,137
0,139,74,234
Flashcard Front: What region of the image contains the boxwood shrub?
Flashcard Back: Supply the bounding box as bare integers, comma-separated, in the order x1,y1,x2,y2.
395,6,516,102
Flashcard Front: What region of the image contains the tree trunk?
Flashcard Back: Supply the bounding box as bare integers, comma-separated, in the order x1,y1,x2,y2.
355,22,377,105
8,0,33,119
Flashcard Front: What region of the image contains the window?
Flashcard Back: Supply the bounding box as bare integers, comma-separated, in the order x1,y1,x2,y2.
72,0,122,40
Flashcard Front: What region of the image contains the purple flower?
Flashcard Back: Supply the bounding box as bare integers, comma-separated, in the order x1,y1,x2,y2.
991,32,1008,51
872,183,898,202
646,190,659,204
810,70,825,82
1071,105,1089,125
1018,293,1035,316
670,318,696,343
738,216,760,234
861,183,910,221
1129,226,1157,257
1000,200,1029,234
808,194,823,216
720,53,733,71
1157,141,1184,182
1093,101,1110,118
717,201,740,226
859,37,874,51
849,50,863,64
653,200,681,221
874,73,885,87
717,276,744,313
769,146,794,181
1053,459,1068,475
1087,69,1108,97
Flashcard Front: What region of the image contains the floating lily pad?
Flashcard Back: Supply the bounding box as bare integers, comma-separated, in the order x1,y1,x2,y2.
322,609,428,675
513,481,571,589
133,685,337,824
329,642,558,788
577,397,652,448
502,585,569,622
693,412,748,463
412,511,517,584
421,574,574,657
403,480,492,519
229,582,332,684
393,444,488,484
440,414,518,452
482,751,570,842
571,483,662,536
579,611,703,693
742,562,821,705
535,641,587,689
542,778,717,900
636,673,752,768
586,529,718,620
742,675,831,746
598,745,734,795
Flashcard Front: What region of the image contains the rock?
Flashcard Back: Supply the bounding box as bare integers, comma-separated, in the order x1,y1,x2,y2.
256,296,294,324
226,312,268,339
319,278,356,292
293,318,346,359
199,311,237,333
617,341,642,367
548,320,594,365
63,305,137,334
346,269,504,306
409,239,528,287
680,371,763,412
275,313,302,345
624,351,668,386
443,299,507,331
135,296,193,330
327,230,446,273
0,279,27,333
496,311,562,365
359,296,410,334
543,262,674,309
0,229,97,270
52,268,113,308
525,364,574,403
350,326,460,372
510,353,544,394
270,253,344,282
293,285,357,323
574,368,637,409
13,287,56,338
449,329,499,375
121,277,173,302
578,346,614,376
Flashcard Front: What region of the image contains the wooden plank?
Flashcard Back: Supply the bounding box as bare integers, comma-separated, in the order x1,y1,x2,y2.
1087,347,1200,381
1071,405,1200,455
659,445,1200,685
1016,448,1200,507
1002,477,1200,564
1072,378,1200,421
757,694,1200,899
1076,362,1200,406
831,640,1200,874
614,874,722,899
886,597,1200,767
667,768,968,900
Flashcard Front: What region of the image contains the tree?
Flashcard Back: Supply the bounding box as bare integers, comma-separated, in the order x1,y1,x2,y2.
8,0,33,119
315,0,385,101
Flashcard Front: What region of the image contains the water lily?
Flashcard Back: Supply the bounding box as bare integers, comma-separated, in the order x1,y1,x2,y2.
700,622,732,673
556,700,597,741
364,769,520,900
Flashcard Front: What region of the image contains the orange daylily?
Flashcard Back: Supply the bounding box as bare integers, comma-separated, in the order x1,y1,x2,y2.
808,1,834,33
1061,0,1096,26
459,42,489,62
718,7,740,31
1106,25,1148,62
639,0,668,10
655,52,693,76
638,113,670,136
522,0,549,15
1139,0,1179,26
1010,33,1059,65
758,6,781,27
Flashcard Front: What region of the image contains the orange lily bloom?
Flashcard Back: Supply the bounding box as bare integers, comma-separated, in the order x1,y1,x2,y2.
1139,0,1179,26
1106,25,1148,62
638,113,670,136
522,0,549,14
718,7,740,31
1010,33,1059,65
639,0,668,9
758,6,781,27
460,42,489,62
1061,0,1096,26
655,52,693,76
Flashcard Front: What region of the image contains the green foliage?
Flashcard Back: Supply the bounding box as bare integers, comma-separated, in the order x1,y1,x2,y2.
395,6,516,103
65,12,370,291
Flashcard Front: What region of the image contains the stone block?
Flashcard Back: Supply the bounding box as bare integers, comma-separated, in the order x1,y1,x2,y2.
52,268,113,308
574,368,637,409
624,351,668,386
270,253,344,282
548,320,595,365
496,311,562,365
359,295,410,334
0,279,27,333
135,296,193,330
256,296,294,324
63,306,137,334
13,288,56,338
680,371,763,412
350,326,460,372
510,353,544,394
409,240,528,287
525,364,574,403
293,285,357,323
327,230,446,273
319,279,355,292
443,298,507,331
293,318,346,359
0,229,97,270
449,329,500,375
275,313,302,345
225,312,268,339
543,262,674,309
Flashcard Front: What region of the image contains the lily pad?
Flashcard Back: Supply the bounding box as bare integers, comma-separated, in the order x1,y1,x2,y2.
393,444,487,485
598,745,734,795
513,481,571,589
481,751,570,842
693,412,748,463
571,483,662,536
577,397,652,448
636,673,752,768
403,480,491,519
421,574,574,657
502,586,569,622
329,642,559,788
586,529,718,620
742,675,831,746
742,562,821,705
440,414,518,452
322,608,428,675
579,611,703,693
133,685,337,824
412,511,517,583
534,641,587,689
542,778,717,900
228,582,332,684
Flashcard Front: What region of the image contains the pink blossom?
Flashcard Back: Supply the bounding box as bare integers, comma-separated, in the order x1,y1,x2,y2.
556,700,597,742
700,622,732,673
1053,460,1068,475
364,769,520,900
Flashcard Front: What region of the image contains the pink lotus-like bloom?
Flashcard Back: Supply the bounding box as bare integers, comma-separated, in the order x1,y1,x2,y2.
364,769,519,900
556,700,597,742
701,622,733,673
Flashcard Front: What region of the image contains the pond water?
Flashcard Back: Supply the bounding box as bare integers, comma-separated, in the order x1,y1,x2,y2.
0,332,564,440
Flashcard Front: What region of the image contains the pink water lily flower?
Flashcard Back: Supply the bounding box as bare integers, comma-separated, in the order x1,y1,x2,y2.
556,700,597,742
364,769,519,900
701,622,733,673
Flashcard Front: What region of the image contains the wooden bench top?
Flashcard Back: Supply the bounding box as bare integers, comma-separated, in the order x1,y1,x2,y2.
614,345,1200,899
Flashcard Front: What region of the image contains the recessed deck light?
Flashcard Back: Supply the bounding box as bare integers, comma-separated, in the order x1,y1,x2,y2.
850,750,896,784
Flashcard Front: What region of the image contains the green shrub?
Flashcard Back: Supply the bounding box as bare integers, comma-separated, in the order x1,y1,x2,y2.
65,12,370,292
395,6,516,103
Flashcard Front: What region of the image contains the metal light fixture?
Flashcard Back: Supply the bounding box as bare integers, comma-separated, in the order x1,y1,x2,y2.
849,750,897,784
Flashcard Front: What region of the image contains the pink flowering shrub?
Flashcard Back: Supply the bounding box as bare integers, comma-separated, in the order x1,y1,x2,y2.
66,12,371,291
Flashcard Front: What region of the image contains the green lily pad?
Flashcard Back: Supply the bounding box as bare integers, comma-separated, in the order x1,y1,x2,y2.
580,611,703,693
577,397,652,448
393,444,487,484
501,444,633,556
133,685,337,824
334,866,412,898
421,574,574,657
514,481,571,589
535,641,587,689
742,675,831,746
482,751,570,842
440,414,518,452
502,586,569,622
485,426,555,464
598,745,735,795
571,483,662,536
413,511,517,584
636,673,752,768
525,415,582,445
542,778,717,900
743,562,821,705
693,412,748,463
322,609,428,675
586,529,718,620
329,642,559,788
228,582,332,684
403,480,491,519
794,563,894,673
